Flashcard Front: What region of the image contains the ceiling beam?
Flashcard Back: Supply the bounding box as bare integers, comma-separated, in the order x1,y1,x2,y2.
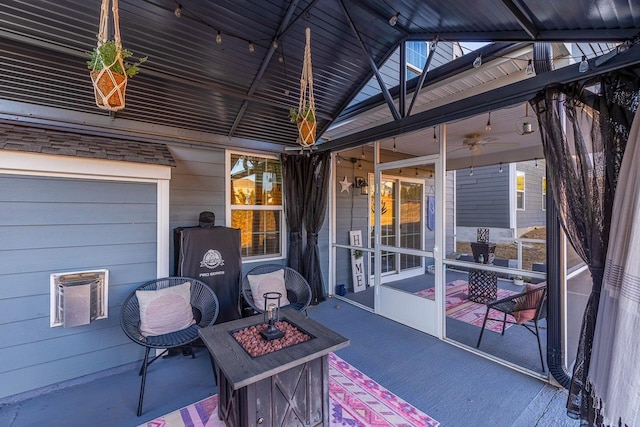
499,0,538,39
228,0,302,138
336,43,524,122
407,38,438,116
338,0,401,122
405,29,638,43
319,42,640,152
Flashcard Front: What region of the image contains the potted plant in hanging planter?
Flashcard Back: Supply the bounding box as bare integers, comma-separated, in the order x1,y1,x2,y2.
87,39,147,111
289,106,316,146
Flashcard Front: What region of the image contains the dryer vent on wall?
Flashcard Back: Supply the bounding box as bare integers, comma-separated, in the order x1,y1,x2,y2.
50,269,109,327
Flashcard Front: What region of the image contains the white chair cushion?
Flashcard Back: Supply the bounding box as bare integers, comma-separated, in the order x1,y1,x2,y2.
136,282,195,337
247,269,291,311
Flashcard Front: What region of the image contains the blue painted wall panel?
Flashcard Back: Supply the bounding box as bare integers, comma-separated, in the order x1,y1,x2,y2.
0,174,157,399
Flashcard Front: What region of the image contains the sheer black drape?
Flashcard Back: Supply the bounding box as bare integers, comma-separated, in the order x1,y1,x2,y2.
532,67,640,425
302,151,331,304
281,153,306,272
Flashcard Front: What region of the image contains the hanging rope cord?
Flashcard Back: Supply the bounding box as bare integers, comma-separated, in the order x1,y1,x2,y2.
91,0,127,111
297,27,316,147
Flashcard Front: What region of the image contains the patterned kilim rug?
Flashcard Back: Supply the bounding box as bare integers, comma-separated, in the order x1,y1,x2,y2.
415,279,517,333
140,352,439,427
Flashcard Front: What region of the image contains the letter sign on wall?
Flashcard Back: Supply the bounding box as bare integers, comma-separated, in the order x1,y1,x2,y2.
349,230,367,293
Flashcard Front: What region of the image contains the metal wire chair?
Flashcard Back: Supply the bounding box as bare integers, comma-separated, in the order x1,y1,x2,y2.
476,284,547,371
120,277,219,416
241,264,312,316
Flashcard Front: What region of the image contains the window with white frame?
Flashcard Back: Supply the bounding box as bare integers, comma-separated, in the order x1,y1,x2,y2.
229,152,284,259
516,171,525,210
542,176,546,211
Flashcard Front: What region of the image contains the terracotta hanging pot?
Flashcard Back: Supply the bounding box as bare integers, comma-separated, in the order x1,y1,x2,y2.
90,70,127,110
298,120,316,146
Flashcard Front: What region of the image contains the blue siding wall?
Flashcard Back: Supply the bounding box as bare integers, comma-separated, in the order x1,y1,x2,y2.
516,160,547,230
0,174,157,399
168,146,226,275
456,165,510,228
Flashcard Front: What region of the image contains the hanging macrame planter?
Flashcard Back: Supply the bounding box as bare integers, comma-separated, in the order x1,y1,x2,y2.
289,27,317,148
88,0,145,111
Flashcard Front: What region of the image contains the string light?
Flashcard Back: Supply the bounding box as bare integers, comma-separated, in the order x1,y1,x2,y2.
415,168,419,177
337,156,341,165
248,42,255,53
433,127,437,144
388,12,400,27
485,112,492,132
272,38,279,49
525,59,534,75
174,4,182,17
398,168,403,175
499,162,503,173
535,158,539,168
469,165,474,176
392,138,397,152
579,55,588,73
358,160,362,170
278,55,284,63
361,146,365,159
216,31,222,44
472,54,482,68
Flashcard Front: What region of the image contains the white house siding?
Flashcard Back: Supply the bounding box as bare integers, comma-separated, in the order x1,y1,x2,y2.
0,174,158,399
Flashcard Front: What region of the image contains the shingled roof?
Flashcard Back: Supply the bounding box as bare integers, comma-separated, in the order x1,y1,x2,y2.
0,123,176,167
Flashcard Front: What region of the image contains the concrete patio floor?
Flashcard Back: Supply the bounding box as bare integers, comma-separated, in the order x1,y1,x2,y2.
0,299,578,427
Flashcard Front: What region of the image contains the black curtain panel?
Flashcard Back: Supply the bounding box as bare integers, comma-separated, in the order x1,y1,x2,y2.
532,66,640,425
302,151,331,304
281,153,306,273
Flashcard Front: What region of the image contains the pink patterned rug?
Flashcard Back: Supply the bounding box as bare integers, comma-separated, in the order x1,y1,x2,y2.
140,353,439,427
415,280,517,333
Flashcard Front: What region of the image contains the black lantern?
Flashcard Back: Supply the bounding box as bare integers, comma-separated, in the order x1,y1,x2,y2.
260,292,285,341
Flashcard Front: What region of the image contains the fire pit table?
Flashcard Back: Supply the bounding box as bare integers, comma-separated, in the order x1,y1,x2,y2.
198,307,349,427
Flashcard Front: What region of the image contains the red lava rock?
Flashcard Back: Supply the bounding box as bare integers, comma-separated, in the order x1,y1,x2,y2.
233,320,311,357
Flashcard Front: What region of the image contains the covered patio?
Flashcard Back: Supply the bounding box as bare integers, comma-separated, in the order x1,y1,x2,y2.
1,1,639,426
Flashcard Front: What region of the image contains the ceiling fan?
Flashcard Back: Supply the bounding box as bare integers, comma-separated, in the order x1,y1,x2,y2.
457,133,518,154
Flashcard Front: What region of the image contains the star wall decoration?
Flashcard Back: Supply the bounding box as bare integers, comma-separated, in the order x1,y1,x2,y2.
339,176,352,193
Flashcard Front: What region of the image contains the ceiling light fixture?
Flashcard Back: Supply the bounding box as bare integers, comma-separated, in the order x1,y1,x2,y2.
216,31,222,44
579,55,589,73
525,59,534,75
174,5,182,17
388,12,400,27
472,54,482,68
248,42,255,53
485,112,492,132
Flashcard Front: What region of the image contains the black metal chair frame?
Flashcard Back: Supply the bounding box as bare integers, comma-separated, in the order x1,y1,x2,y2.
120,277,219,416
241,264,312,316
476,285,548,371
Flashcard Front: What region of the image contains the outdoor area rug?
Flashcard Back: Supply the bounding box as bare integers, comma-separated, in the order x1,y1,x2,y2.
415,279,517,333
140,352,439,427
